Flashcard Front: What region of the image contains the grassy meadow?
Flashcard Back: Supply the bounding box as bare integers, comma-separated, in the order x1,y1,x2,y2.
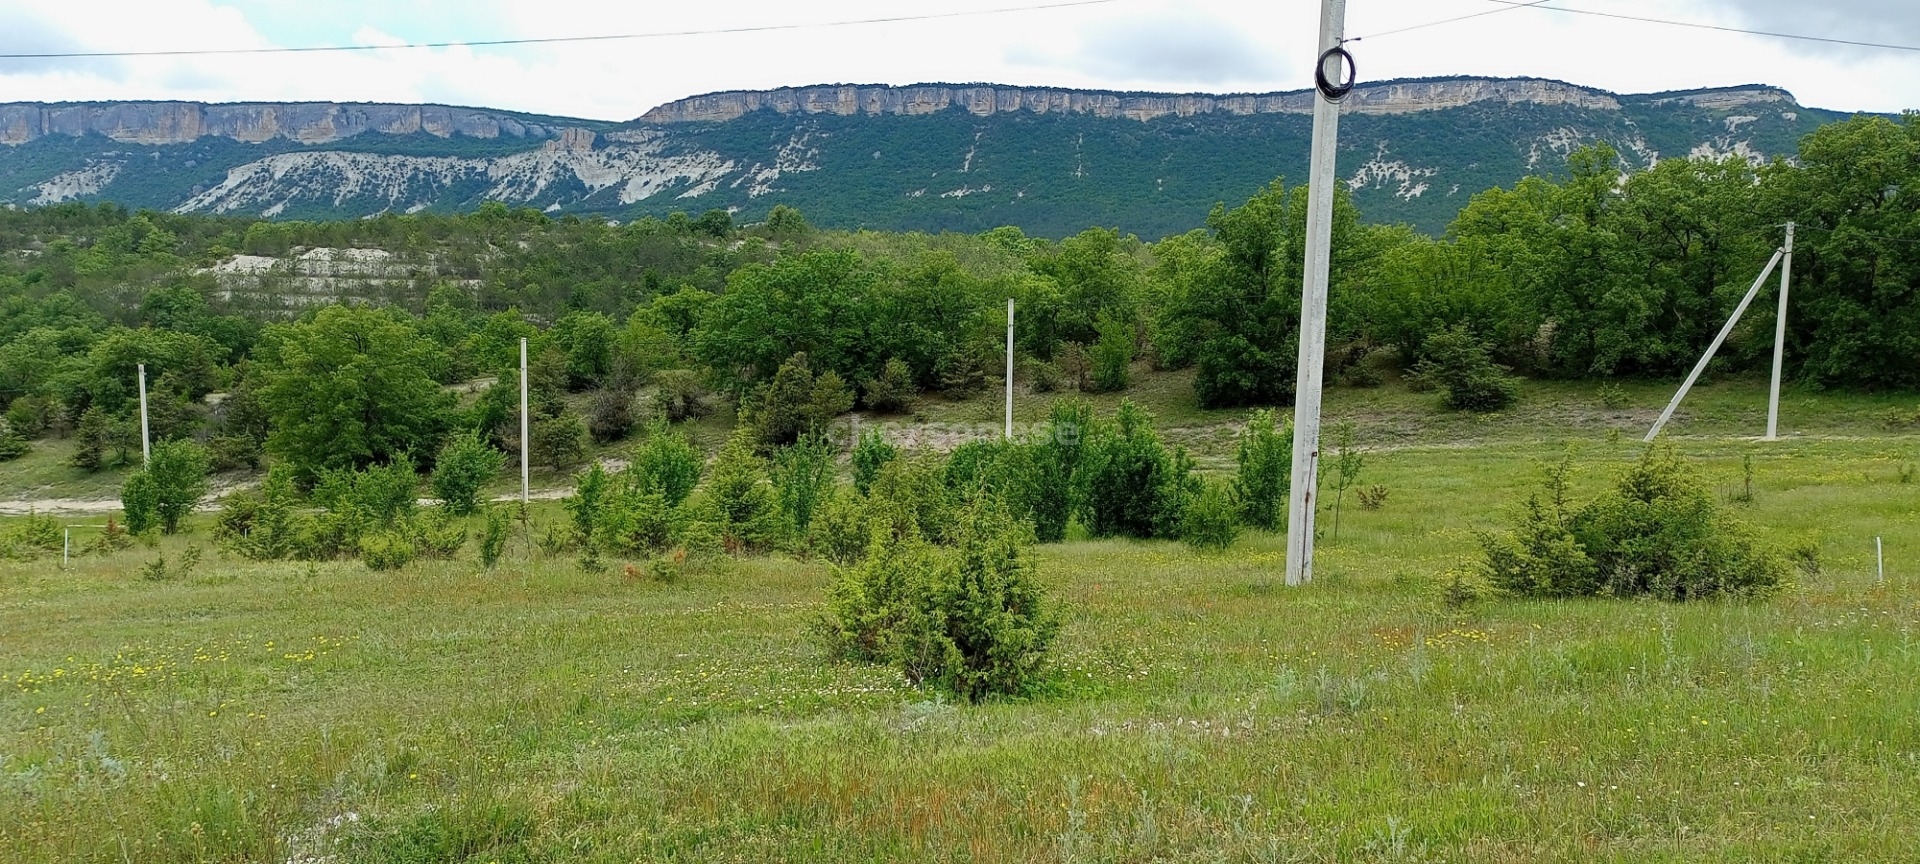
3,376,1919,862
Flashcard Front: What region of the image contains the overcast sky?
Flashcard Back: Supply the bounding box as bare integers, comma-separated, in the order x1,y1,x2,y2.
0,0,1915,120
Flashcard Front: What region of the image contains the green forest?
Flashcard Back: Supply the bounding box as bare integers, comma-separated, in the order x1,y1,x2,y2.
1,112,1916,489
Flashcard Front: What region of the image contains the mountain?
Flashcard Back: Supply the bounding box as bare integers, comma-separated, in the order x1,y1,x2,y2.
0,78,1856,236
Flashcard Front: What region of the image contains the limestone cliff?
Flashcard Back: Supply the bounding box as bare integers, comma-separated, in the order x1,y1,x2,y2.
0,101,566,146
635,77,1703,124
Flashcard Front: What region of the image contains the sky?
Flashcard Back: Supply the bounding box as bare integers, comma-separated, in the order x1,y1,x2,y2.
0,0,1915,121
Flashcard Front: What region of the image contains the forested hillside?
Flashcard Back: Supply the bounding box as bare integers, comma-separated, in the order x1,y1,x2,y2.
1,77,1853,236
0,112,1915,487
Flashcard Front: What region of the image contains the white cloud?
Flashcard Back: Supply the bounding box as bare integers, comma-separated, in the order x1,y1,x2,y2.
0,0,1912,119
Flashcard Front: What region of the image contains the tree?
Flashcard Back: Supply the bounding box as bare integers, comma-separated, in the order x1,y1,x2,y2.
695,249,883,389
256,306,454,479
1415,326,1520,412
862,357,917,413
1326,421,1364,541
1232,409,1292,531
531,412,587,472
1075,400,1192,539
586,387,635,444
707,428,778,550
629,421,702,508
123,439,209,535
1089,312,1133,392
431,432,506,516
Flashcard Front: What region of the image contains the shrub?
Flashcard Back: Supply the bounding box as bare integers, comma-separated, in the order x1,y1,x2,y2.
1415,326,1519,412
406,507,468,560
1479,447,1784,600
313,458,418,527
862,357,917,413
122,439,210,535
564,463,615,549
935,346,987,397
1022,358,1059,394
1076,400,1190,539
750,352,853,448
851,427,897,495
1357,485,1389,510
1182,478,1241,551
598,487,673,555
810,486,871,565
431,432,506,516
206,434,262,472
70,407,114,471
1056,342,1091,392
629,421,703,507
818,527,938,663
1030,400,1092,543
1599,381,1629,410
1232,410,1292,530
480,504,513,568
1089,313,1134,393
895,500,1059,701
586,387,636,444
1326,421,1366,541
0,422,29,462
652,369,711,423
5,394,54,438
707,429,779,552
865,455,957,545
531,413,588,471
359,530,416,570
216,467,302,560
90,515,134,554
772,436,834,543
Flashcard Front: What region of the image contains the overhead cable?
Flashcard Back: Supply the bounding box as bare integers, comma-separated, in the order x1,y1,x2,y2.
0,0,1127,59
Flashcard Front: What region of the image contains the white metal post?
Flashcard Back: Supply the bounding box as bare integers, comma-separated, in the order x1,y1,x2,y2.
1284,0,1347,587
63,527,69,568
1645,249,1784,442
520,337,530,505
137,362,150,466
1765,222,1794,441
1005,298,1015,440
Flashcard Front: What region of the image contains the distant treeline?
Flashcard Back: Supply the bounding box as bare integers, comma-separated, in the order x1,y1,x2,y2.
0,114,1914,473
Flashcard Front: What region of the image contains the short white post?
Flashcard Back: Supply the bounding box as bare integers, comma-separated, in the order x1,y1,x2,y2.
1005,298,1015,440
1646,249,1784,442
63,527,70,568
1765,222,1794,441
1877,536,1885,583
137,362,151,466
519,337,530,505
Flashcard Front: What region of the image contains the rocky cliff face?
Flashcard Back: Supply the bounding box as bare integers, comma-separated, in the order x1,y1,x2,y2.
0,77,1847,236
635,78,1656,124
0,101,565,146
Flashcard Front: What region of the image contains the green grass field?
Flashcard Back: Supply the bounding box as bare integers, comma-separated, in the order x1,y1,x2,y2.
3,375,1919,861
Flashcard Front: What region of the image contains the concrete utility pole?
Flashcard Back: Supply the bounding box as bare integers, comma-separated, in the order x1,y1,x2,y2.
520,337,530,505
1646,249,1784,442
137,362,150,467
1005,298,1015,440
1765,222,1794,441
1284,0,1349,587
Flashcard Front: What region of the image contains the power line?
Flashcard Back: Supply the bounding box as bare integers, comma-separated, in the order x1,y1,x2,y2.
0,0,1128,60
1486,0,1920,53
1790,223,1920,246
1345,0,1554,44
